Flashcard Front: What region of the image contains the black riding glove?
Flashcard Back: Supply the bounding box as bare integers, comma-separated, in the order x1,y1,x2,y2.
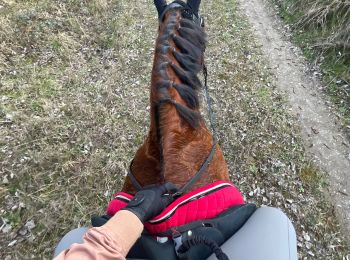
124,182,178,223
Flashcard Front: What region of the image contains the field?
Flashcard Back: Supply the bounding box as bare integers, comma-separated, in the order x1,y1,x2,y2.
0,0,349,258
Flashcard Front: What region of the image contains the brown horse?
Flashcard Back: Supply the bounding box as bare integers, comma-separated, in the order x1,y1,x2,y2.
122,0,229,195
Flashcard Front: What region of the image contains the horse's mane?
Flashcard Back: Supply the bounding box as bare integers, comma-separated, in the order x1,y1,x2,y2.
153,11,207,129
122,4,230,194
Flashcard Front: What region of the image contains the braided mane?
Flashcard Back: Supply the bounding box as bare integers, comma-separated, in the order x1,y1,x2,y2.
153,10,207,129
121,2,230,194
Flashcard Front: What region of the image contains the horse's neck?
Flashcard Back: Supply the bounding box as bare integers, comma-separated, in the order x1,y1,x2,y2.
122,10,229,194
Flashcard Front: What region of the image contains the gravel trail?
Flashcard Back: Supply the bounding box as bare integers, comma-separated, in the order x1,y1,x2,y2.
238,0,350,237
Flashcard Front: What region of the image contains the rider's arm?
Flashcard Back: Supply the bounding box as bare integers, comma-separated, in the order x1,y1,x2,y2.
54,210,143,260
54,183,176,260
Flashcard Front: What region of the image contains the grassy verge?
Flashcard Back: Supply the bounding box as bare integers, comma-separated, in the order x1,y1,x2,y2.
271,0,350,137
0,0,154,257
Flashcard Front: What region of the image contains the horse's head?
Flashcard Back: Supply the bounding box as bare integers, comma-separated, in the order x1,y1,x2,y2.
154,0,204,27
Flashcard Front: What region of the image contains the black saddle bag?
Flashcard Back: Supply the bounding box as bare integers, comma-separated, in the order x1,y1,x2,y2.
92,203,256,260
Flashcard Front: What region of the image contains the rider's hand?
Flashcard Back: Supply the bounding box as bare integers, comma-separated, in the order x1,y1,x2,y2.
123,183,178,224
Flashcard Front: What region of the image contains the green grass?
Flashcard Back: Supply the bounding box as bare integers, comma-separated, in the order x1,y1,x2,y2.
299,164,324,190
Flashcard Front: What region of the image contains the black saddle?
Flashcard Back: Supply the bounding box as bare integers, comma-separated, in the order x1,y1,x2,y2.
92,203,256,260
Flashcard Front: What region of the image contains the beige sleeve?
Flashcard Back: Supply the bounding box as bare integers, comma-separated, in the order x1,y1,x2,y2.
53,226,128,260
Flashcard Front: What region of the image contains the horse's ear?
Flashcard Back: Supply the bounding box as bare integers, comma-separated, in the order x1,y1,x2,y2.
154,0,167,17
187,0,201,14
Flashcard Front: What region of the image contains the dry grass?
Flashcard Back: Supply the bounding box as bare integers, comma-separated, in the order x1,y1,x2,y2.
273,0,350,138
296,1,350,50
277,0,350,64
0,0,349,259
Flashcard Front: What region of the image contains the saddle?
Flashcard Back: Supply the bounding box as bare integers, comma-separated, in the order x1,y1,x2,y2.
92,181,256,259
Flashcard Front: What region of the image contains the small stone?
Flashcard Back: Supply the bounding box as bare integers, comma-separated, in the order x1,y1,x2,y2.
249,191,254,197
25,220,36,231
18,226,28,236
8,240,17,247
2,224,12,234
304,233,310,242
2,175,9,184
291,204,298,213
305,241,312,250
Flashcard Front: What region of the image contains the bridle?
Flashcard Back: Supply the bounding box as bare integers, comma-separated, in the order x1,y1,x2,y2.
128,1,217,198
159,1,204,27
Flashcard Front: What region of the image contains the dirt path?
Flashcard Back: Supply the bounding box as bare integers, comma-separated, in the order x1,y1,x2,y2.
238,0,350,236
